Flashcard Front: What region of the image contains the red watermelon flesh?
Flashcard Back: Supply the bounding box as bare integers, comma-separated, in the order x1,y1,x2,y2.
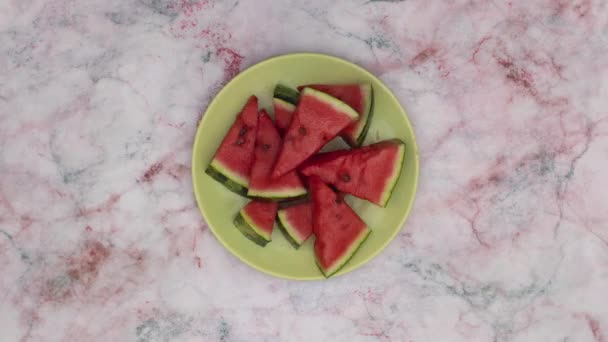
207,96,259,191
273,98,296,136
310,177,370,277
299,84,373,146
237,200,278,244
247,110,307,199
300,140,405,207
271,88,359,178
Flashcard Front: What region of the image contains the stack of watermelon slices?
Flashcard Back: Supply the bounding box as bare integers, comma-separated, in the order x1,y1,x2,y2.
205,84,405,278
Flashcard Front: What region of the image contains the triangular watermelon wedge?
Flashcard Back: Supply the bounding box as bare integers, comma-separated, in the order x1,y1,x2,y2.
299,84,373,146
273,98,296,135
271,88,359,178
273,84,299,135
233,200,278,247
300,140,405,207
205,96,258,196
247,110,307,199
310,177,370,278
276,202,312,248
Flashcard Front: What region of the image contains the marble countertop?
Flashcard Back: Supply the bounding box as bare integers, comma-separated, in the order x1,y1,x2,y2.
2,0,608,341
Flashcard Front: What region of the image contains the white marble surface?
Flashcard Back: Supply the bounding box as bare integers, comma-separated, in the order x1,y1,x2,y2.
1,0,608,341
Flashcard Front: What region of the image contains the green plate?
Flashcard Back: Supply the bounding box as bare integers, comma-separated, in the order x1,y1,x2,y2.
192,53,419,280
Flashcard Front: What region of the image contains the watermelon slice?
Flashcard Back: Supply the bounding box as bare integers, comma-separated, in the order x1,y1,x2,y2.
205,96,259,196
233,200,278,246
248,110,307,199
299,84,373,146
273,85,299,135
273,98,296,135
271,88,359,178
276,202,312,248
300,140,405,207
310,177,370,277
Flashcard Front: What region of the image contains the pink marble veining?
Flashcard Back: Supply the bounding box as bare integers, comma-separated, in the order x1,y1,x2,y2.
1,0,607,341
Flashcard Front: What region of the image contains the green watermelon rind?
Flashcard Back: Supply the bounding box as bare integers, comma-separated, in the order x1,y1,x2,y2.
273,97,296,112
276,216,303,249
274,85,300,105
350,84,375,147
247,185,308,201
205,163,248,197
248,189,308,202
303,87,360,121
233,211,271,247
277,195,310,208
276,209,309,248
316,227,371,278
378,141,406,207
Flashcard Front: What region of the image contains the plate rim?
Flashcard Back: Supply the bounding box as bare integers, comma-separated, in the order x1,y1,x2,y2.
192,52,420,280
